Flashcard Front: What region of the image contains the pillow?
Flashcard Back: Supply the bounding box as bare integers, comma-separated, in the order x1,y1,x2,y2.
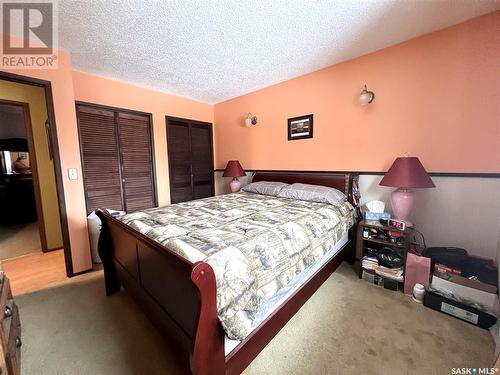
277,183,347,205
241,181,289,196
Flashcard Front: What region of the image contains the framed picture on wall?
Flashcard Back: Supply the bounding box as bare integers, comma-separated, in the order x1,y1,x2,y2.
287,114,313,141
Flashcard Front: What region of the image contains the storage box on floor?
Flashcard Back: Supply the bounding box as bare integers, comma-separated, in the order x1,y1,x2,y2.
361,269,403,291
422,248,498,329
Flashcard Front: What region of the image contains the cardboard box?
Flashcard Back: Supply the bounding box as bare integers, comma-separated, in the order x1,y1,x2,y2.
430,275,498,314
446,273,497,294
361,270,401,291
423,291,497,329
435,263,462,276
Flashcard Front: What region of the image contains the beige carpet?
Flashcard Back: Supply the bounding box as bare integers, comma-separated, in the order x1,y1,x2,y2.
0,222,41,260
16,263,495,375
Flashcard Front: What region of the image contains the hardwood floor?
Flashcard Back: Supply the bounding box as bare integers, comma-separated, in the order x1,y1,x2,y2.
2,249,67,296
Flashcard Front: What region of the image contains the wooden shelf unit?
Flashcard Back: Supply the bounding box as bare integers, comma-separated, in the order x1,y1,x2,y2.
356,220,413,290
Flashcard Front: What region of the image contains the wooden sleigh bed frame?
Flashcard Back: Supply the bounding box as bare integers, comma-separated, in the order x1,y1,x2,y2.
96,171,360,375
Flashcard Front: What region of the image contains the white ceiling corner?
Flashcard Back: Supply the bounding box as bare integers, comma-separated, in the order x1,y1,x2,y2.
58,0,500,104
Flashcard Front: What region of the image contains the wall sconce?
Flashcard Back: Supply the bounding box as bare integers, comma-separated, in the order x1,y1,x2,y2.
359,85,375,106
244,113,258,127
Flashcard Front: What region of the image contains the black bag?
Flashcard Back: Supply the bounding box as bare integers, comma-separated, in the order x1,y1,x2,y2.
422,247,468,270
366,247,404,269
422,247,497,286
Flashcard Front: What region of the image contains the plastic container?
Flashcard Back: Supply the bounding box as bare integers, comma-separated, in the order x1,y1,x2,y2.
87,209,125,263
413,283,426,303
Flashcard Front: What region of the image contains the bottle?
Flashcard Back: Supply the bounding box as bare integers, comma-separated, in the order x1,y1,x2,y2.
413,283,425,303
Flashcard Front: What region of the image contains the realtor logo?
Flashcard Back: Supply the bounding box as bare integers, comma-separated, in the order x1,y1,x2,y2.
1,1,58,68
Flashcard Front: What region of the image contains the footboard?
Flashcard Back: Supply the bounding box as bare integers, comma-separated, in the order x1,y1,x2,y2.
96,209,225,374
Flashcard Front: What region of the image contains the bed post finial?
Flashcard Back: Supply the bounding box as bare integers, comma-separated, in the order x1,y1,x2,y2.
190,262,225,375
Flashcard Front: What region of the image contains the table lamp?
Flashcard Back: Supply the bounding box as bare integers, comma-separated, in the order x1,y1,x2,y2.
379,156,435,222
223,160,246,192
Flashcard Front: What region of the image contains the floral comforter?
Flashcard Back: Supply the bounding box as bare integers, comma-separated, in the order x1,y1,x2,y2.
119,192,355,340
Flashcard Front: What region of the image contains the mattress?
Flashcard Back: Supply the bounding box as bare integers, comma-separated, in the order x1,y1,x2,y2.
224,232,348,355
119,192,355,340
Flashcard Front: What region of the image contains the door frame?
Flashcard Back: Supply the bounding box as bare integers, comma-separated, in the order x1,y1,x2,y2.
75,101,158,213
165,116,214,204
0,71,74,276
0,99,54,252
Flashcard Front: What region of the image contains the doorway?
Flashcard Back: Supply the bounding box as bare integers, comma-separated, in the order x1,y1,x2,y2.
0,71,73,291
0,100,49,260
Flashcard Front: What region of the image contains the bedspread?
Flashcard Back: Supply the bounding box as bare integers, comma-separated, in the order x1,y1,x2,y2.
119,192,355,340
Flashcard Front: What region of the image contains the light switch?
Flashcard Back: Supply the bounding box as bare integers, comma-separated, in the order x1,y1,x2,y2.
68,168,78,180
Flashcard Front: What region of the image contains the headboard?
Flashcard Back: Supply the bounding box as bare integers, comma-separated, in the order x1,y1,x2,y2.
251,171,360,211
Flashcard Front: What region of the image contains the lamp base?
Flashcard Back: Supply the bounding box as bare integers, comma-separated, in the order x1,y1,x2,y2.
229,178,241,193
391,188,415,221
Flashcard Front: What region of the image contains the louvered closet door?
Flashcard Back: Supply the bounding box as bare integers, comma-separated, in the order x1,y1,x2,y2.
167,117,214,204
77,106,123,214
117,112,156,212
167,120,193,204
77,104,157,214
190,123,214,199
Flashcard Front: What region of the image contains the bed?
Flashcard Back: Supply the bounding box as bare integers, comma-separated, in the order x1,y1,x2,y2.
96,171,360,374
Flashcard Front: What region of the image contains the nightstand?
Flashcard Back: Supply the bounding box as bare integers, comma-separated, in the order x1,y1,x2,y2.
356,220,413,291
0,271,21,375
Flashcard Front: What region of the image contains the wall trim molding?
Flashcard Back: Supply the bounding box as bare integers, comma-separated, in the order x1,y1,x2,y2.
214,169,500,178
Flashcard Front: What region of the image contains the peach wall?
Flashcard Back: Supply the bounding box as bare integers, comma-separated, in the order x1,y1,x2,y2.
214,12,500,173
1,11,498,274
71,71,213,207
1,48,92,273
2,44,212,274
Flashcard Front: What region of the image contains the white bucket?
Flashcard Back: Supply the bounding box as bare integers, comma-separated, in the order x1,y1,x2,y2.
87,209,125,263
413,283,426,303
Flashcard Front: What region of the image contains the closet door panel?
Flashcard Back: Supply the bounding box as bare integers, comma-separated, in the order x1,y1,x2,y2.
77,106,123,214
117,113,155,212
190,123,214,200
167,121,192,204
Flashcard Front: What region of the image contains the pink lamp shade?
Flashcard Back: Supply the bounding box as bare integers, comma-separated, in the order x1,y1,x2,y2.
379,157,434,221
223,160,246,192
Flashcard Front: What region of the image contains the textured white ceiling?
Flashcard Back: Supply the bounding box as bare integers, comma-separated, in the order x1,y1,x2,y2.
58,1,500,104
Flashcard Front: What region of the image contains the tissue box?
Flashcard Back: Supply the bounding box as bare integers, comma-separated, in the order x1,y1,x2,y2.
364,211,391,221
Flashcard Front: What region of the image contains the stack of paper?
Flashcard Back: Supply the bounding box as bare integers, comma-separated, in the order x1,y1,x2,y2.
362,256,378,271
362,256,404,282
376,266,404,282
